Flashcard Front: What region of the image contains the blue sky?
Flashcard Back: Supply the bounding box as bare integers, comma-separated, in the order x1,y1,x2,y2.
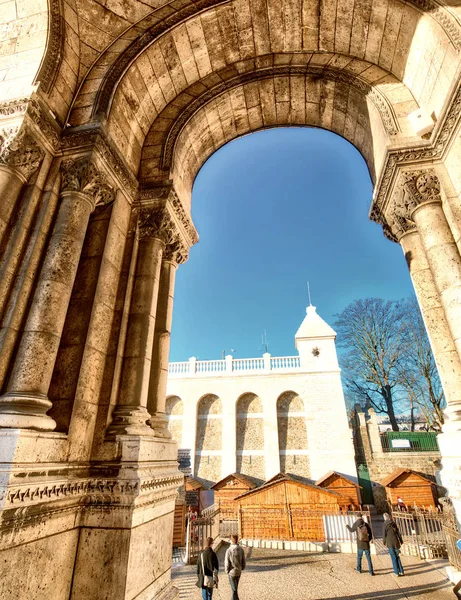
169,127,414,362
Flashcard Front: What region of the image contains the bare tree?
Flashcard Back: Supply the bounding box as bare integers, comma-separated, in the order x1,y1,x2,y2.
398,297,445,431
334,298,409,431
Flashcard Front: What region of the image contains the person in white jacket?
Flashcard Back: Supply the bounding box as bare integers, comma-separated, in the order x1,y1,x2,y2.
224,535,246,600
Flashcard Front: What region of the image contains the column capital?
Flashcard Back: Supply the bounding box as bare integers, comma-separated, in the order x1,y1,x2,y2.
137,203,174,244
0,126,44,182
403,170,442,210
163,240,188,264
60,157,116,209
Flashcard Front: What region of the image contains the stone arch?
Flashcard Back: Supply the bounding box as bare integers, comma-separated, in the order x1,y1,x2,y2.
165,395,183,446
236,392,265,480
277,391,310,478
194,393,222,484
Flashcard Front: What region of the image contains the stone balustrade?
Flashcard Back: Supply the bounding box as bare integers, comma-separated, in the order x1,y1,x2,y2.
168,353,302,378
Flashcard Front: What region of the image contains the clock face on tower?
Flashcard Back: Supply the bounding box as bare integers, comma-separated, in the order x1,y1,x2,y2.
312,347,320,357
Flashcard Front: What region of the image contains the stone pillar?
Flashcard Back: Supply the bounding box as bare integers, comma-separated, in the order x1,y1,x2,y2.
0,158,114,430
263,395,281,479
148,243,186,437
0,128,43,248
404,172,461,362
385,169,461,520
399,228,461,410
108,203,172,436
221,392,237,478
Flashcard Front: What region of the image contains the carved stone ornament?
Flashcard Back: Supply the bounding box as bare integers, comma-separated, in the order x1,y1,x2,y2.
164,240,188,264
60,158,116,207
0,127,44,180
403,171,442,211
137,205,175,244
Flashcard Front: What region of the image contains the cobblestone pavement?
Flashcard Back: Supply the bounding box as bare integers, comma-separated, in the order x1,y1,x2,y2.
172,545,454,600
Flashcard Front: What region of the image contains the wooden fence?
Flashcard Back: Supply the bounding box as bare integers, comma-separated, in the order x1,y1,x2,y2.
238,507,371,542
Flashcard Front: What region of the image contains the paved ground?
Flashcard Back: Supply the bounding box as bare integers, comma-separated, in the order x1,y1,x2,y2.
172,544,454,600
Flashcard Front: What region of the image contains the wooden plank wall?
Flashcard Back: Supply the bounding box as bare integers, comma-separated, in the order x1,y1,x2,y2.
173,502,186,547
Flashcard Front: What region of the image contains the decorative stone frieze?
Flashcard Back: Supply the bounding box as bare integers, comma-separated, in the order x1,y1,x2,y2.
164,240,188,264
60,157,116,208
0,127,44,181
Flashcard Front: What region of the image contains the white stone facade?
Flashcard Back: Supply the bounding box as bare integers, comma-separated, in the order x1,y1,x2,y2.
167,306,357,486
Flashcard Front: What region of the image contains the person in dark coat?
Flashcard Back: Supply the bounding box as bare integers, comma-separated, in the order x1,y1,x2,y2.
346,514,375,575
383,512,404,576
196,537,219,600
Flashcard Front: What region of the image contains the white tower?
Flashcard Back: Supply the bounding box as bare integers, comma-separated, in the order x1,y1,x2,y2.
295,305,339,372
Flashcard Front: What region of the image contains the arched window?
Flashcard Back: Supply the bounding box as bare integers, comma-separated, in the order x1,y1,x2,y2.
277,391,309,478
236,393,265,482
195,394,222,485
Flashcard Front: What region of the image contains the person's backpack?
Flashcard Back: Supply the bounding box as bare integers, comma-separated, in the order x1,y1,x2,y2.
357,522,370,542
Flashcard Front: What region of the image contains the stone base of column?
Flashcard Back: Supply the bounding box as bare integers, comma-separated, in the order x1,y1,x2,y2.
0,392,57,430
107,405,155,436
0,433,182,600
149,412,172,438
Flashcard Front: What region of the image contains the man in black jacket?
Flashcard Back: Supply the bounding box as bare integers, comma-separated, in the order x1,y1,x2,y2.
197,537,219,600
346,514,375,576
383,512,404,576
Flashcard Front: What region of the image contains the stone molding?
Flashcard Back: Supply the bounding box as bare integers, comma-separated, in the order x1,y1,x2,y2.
372,78,461,219
0,97,30,119
34,0,63,93
60,157,116,207
0,127,44,181
2,473,183,507
26,96,61,152
161,65,400,170
408,0,461,51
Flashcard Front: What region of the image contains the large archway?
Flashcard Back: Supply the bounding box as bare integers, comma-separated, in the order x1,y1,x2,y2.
1,0,461,598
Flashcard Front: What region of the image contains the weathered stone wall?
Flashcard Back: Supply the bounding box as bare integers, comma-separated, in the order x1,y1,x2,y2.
237,393,265,480
195,394,223,482
277,391,310,477
166,396,183,446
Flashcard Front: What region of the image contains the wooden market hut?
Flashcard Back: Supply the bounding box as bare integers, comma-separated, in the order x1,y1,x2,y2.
236,473,341,541
380,469,438,509
185,476,206,514
315,471,362,509
211,473,260,520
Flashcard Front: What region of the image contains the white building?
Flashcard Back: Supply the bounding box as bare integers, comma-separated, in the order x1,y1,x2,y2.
166,305,357,487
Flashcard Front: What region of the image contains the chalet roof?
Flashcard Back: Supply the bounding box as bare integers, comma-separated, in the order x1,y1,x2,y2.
315,471,361,488
185,476,205,491
211,473,260,490
235,472,341,500
295,305,336,340
380,469,435,487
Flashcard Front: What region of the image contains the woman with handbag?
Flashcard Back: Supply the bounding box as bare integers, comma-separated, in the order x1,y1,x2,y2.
196,537,219,600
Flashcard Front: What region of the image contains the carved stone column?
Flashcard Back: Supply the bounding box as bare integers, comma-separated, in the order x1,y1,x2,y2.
0,158,114,430
148,242,187,437
0,128,43,248
108,203,172,436
404,172,461,363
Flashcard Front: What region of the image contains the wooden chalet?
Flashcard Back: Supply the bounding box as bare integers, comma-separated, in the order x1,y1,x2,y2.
380,469,437,509
315,471,362,509
211,473,259,520
185,476,206,514
236,473,341,541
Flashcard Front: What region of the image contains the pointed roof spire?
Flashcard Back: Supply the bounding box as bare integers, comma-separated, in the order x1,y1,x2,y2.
295,305,336,340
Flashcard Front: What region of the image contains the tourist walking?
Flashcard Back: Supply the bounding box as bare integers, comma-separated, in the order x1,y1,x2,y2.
224,534,246,600
383,512,405,576
346,514,375,575
197,537,219,600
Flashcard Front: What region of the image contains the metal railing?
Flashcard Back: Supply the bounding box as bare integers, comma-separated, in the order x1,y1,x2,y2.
380,431,439,453
393,507,459,564
185,507,220,564
168,354,301,377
